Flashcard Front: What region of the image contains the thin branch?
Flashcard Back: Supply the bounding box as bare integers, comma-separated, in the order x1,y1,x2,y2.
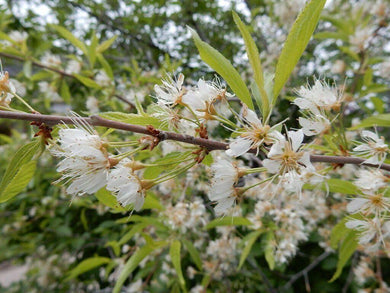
282,251,332,290
1,111,390,171
0,52,135,108
342,252,358,293
247,258,277,293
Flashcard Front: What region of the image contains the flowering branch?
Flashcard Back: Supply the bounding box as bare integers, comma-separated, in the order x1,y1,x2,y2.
1,110,390,171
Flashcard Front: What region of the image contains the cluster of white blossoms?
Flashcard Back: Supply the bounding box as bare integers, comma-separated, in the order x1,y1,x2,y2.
353,130,389,165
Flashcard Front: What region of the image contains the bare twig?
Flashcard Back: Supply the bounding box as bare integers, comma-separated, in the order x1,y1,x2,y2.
1,111,390,171
282,251,332,290
247,258,277,293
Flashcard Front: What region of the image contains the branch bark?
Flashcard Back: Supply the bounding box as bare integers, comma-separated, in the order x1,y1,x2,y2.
1,110,390,171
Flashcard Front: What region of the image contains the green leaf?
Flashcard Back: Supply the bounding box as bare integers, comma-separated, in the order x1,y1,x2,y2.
116,215,168,231
205,217,252,229
51,25,88,55
97,53,114,79
118,223,149,246
238,230,264,270
232,11,269,117
325,179,360,195
74,74,102,89
98,112,161,127
142,192,164,211
0,160,36,203
95,188,126,212
329,230,358,282
330,217,350,249
264,231,275,270
190,28,254,109
182,239,202,271
0,139,42,203
273,0,326,101
60,80,71,104
170,240,186,291
96,35,118,53
350,114,390,129
113,242,167,293
65,257,111,281
88,33,99,67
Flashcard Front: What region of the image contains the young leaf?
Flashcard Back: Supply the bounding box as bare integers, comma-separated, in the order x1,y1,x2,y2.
232,11,269,117
205,217,252,229
190,28,254,110
97,53,114,79
98,112,161,127
182,239,202,271
113,242,167,293
170,240,186,291
65,257,111,281
96,35,118,53
60,80,71,104
329,230,358,282
273,0,326,101
74,74,102,89
238,230,264,270
0,160,36,203
0,139,42,203
264,231,275,270
349,114,390,129
95,188,126,212
51,25,88,55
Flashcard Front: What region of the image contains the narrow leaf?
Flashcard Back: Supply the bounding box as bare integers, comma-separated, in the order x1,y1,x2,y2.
65,257,111,281
74,74,102,89
51,25,88,55
191,29,254,109
170,240,186,290
232,12,269,117
98,112,161,127
273,0,326,101
205,217,252,229
264,231,275,270
182,239,202,271
350,114,390,129
238,230,263,269
97,35,118,53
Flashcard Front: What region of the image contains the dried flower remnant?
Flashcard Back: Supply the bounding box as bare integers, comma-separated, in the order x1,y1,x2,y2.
0,70,15,107
353,130,389,165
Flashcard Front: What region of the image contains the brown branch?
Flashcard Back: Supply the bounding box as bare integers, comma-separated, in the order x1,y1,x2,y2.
1,110,390,171
0,52,135,108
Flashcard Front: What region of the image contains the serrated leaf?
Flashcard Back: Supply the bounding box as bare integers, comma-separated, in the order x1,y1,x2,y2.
205,217,252,229
265,231,275,270
350,114,390,129
65,257,111,281
51,25,88,55
0,139,41,203
98,112,161,127
0,160,36,203
170,240,186,291
191,28,254,109
233,11,269,117
113,242,167,293
74,74,102,89
238,230,264,270
97,35,118,53
273,0,326,101
182,239,202,271
329,230,358,282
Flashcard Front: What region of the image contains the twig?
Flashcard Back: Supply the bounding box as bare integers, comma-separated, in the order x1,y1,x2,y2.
247,258,277,293
1,111,390,171
0,52,135,108
282,251,332,290
342,252,358,293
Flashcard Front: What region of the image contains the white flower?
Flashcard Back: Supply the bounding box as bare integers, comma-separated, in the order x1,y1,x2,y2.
209,159,240,215
0,71,15,106
9,31,28,43
86,96,99,113
65,59,81,74
353,130,388,165
345,218,381,246
263,129,314,175
354,169,388,192
347,190,390,217
294,79,343,113
106,160,145,211
41,53,62,67
298,114,330,136
95,70,113,87
154,73,185,106
226,108,281,157
182,78,229,118
51,121,110,196
349,26,373,52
